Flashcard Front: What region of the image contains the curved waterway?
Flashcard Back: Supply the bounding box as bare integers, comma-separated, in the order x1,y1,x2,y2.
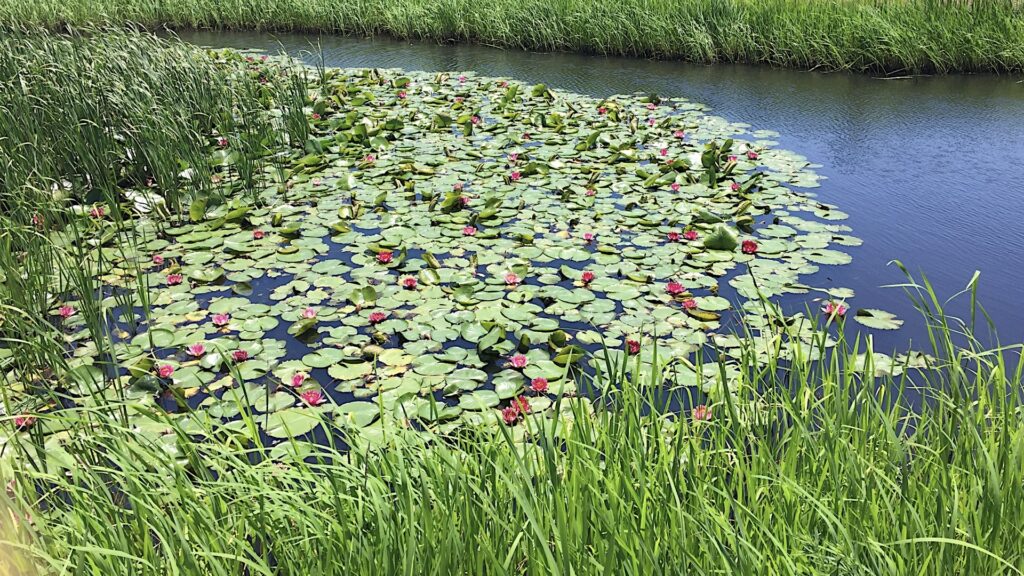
177,30,1024,350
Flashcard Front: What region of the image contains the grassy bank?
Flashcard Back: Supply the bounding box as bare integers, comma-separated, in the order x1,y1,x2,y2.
0,0,1023,74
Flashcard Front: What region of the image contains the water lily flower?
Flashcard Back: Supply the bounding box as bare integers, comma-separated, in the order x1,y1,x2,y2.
666,282,686,296
454,96,464,104
471,116,481,125
581,271,595,284
530,377,549,393
509,354,529,369
728,155,738,163
746,150,759,160
510,171,521,181
507,152,519,164
217,137,228,147
463,226,477,236
682,299,698,310
659,148,668,157
683,230,699,241
741,240,758,255
673,130,685,138
497,80,508,88
368,311,387,324
152,254,164,265
585,188,596,197
667,231,681,242
13,415,36,430
647,118,656,126
232,350,249,362
598,106,607,115
301,307,317,319
458,75,467,83
626,339,641,355
398,90,407,99
290,372,307,388
377,251,394,264
166,274,184,286
301,389,326,406
89,205,105,218
364,154,376,163
252,229,265,240
583,232,595,243
512,395,531,414
731,182,741,192
460,195,471,206
312,177,322,186
692,404,712,421
505,273,521,286
646,103,657,110
31,213,44,228
670,182,681,192
212,314,230,327
502,406,519,425
822,301,848,317
260,55,268,62
186,343,206,357
156,364,175,379
522,132,531,140
453,182,464,191
401,276,418,290
58,305,75,319
311,112,321,120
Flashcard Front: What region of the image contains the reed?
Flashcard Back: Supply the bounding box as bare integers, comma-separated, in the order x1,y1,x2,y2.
1,0,1022,74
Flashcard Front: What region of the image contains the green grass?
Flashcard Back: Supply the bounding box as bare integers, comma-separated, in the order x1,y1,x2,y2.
1,0,1023,74
2,29,1024,575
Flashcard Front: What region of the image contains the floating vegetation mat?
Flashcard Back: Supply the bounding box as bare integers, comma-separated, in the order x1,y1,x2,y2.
16,52,906,449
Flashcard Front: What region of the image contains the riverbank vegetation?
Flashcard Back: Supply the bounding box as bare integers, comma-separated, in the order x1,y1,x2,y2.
1,0,1023,74
2,29,1023,575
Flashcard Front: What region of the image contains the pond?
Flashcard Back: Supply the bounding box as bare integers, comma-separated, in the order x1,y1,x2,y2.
175,30,1024,350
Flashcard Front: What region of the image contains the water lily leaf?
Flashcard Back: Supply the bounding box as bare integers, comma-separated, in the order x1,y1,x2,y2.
264,409,324,439
703,225,739,251
853,309,903,330
459,390,500,410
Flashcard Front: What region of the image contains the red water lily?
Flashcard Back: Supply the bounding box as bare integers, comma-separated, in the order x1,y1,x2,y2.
252,229,265,240
217,137,228,147
580,271,595,284
626,339,641,355
232,350,249,362
401,276,418,289
290,372,307,388
510,171,521,181
731,182,741,191
377,251,394,264
683,230,699,241
598,106,607,115
301,389,326,406
666,282,686,296
368,311,387,324
667,231,681,242
746,150,759,160
156,364,175,379
152,254,164,265
13,415,36,430
530,377,549,393
58,305,75,319
512,395,531,414
89,205,105,218
741,240,758,255
682,299,698,310
167,274,184,286
502,406,519,425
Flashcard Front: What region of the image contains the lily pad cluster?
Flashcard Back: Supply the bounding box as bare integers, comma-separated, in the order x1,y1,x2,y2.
9,56,904,448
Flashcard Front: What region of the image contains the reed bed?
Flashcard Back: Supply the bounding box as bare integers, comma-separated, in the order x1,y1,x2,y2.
1,0,1023,74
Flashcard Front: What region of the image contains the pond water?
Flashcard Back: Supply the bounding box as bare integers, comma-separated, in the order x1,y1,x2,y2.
176,30,1024,350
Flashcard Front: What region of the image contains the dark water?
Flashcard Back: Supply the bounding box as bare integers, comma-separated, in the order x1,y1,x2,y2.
177,30,1024,350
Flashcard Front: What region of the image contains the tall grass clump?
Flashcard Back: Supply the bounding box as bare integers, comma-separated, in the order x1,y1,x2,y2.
2,282,1023,575
0,0,1022,74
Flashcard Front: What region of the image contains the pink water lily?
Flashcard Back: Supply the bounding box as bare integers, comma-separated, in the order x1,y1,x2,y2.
667,231,681,242
512,395,531,414
746,150,759,160
252,229,265,240
301,307,317,319
598,106,607,115
377,251,393,264
232,350,249,362
666,282,686,296
659,148,668,157
152,254,164,265
156,364,175,379
646,102,656,110
462,226,477,236
822,301,848,318
626,339,640,355
471,115,481,125
13,415,36,430
585,188,596,197
290,372,308,388
580,271,595,284
497,80,508,88
311,112,321,120
504,273,521,286
741,240,758,255
58,305,75,319
530,377,549,393
509,354,528,369
301,389,326,406
522,132,531,140
682,299,698,310
212,314,230,327
673,130,685,138
31,213,44,228
647,118,656,126
368,311,387,324
453,182,464,191
502,406,519,425
458,75,467,83
509,171,521,181
260,55,268,62
167,274,184,286
312,177,322,186
401,276,418,290
217,137,228,147
728,155,738,162
89,205,105,218
454,96,464,104
583,232,595,243
683,230,699,241
693,404,712,421
364,154,376,163
397,90,407,99
460,195,471,206
670,182,680,192
186,343,206,357
731,182,741,192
